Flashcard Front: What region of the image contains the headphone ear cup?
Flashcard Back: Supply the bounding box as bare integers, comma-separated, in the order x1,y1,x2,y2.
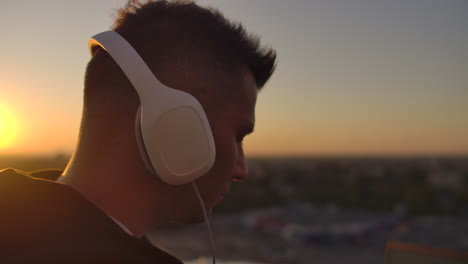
135,107,157,176
90,31,215,185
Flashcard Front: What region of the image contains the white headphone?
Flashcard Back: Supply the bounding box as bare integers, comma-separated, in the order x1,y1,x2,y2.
88,31,216,185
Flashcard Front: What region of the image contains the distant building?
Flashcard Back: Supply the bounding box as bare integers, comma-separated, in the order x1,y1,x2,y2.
427,171,463,191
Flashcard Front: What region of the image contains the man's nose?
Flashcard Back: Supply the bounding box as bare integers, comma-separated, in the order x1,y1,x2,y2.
233,155,248,182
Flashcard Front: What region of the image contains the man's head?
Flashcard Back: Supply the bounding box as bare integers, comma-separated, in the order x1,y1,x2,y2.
73,0,276,226
84,0,275,112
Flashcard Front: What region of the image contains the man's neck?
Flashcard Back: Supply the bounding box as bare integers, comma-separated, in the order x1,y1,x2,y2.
58,156,170,238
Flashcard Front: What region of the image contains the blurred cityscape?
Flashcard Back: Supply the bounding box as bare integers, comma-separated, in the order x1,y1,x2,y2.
222,156,468,216
1,155,467,263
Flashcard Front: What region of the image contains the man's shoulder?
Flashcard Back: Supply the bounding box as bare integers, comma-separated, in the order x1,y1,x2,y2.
0,167,101,246
0,167,63,178
0,167,67,201
0,168,183,263
0,168,36,196
0,167,61,186
0,167,30,182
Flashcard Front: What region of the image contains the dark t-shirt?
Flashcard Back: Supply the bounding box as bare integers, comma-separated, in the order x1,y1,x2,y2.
0,168,183,264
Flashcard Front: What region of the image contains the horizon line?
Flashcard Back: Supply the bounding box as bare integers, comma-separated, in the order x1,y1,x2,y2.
1,153,467,159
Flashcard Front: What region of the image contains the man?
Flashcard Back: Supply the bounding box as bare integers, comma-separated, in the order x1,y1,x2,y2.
0,0,276,262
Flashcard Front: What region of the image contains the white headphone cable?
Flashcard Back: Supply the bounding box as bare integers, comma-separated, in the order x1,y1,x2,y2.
192,181,216,264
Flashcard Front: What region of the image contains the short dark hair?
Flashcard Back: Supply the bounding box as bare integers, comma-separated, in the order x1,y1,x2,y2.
84,0,276,109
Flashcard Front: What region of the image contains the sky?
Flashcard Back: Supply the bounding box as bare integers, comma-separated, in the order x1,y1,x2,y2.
1,0,467,157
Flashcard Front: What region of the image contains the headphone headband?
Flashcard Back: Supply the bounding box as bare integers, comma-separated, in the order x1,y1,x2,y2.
89,31,167,105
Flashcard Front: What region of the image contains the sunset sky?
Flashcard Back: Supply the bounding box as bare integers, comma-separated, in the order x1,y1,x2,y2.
1,0,467,157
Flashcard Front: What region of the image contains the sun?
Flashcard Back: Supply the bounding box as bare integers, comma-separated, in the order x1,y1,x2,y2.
0,104,17,149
